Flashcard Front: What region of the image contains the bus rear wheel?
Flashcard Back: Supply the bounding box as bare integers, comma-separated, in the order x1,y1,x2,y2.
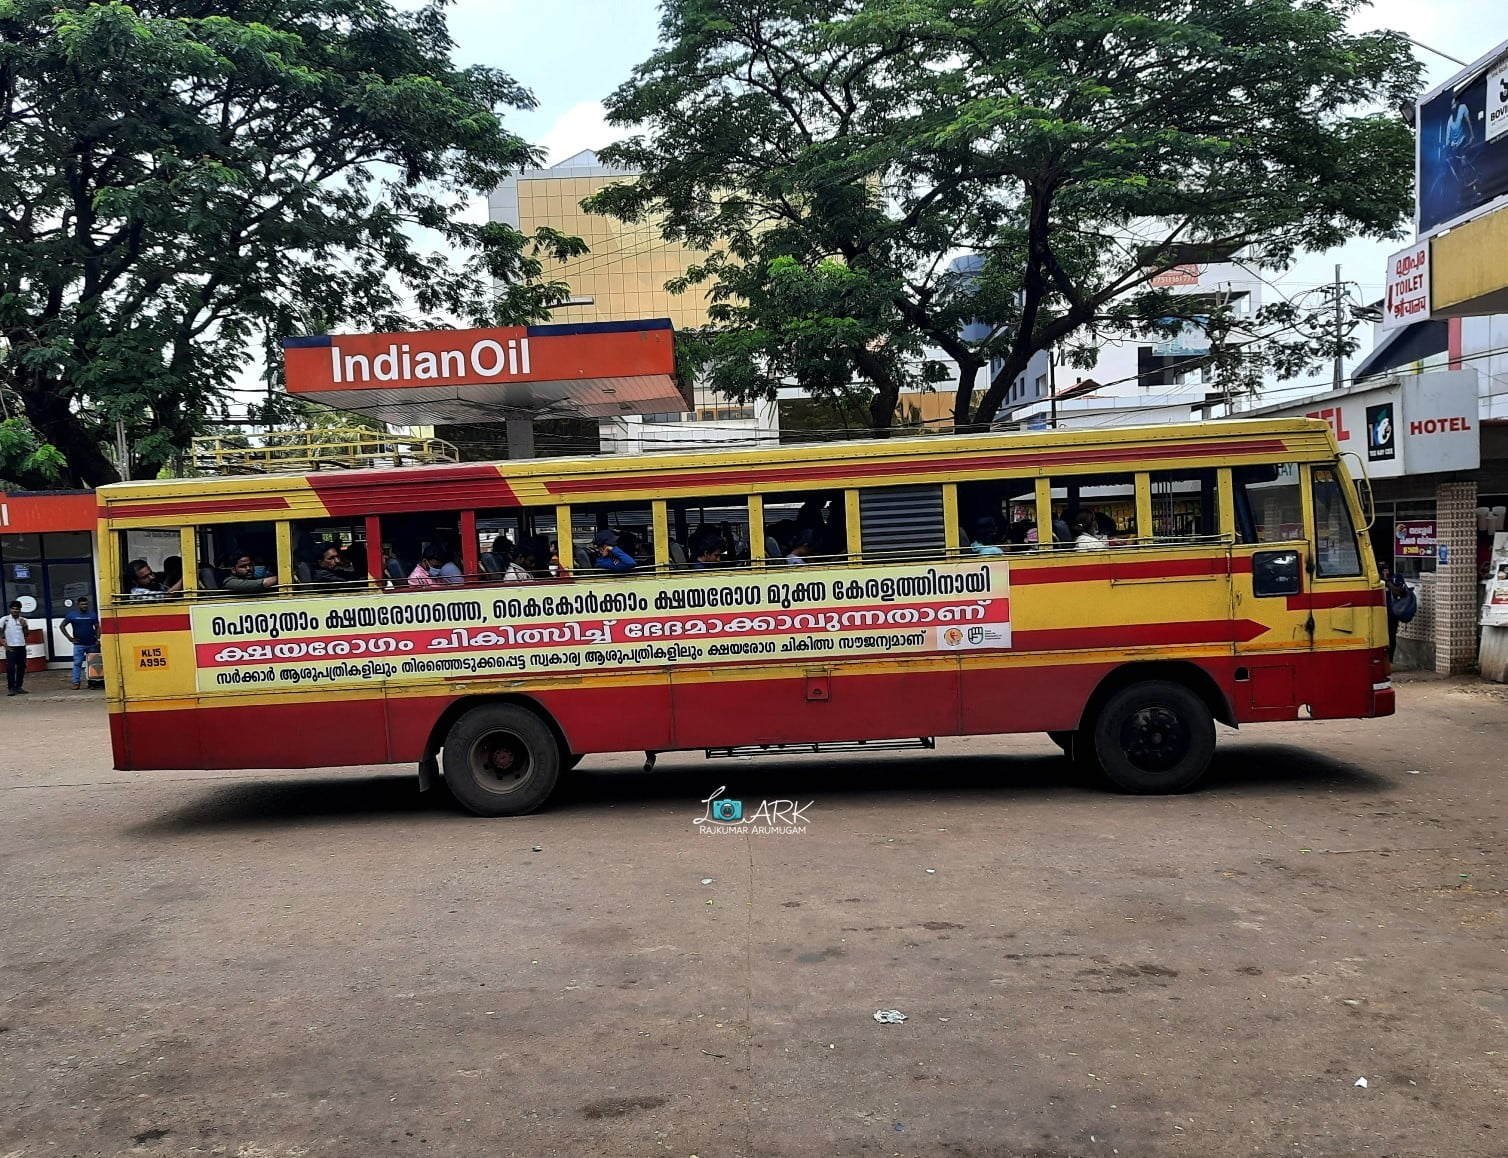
442,703,562,817
1091,680,1214,794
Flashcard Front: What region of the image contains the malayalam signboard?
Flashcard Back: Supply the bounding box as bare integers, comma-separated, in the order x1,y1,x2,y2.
1395,521,1438,558
190,561,1013,694
1380,243,1430,330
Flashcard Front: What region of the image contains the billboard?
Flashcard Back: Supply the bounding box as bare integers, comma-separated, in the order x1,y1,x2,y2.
1417,43,1508,237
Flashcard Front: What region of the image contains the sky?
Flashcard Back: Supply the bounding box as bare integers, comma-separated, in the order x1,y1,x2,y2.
435,0,1505,394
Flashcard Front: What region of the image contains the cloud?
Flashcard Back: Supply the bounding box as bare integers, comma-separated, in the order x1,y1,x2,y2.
538,101,625,166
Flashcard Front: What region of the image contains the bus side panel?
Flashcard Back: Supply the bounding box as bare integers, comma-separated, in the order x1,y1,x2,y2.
116,695,392,770
666,664,962,750
961,659,1115,735
459,681,676,756
1296,646,1390,720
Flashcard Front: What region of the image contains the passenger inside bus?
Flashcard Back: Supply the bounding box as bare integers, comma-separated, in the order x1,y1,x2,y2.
690,528,725,568
969,516,1004,556
126,559,183,598
1070,509,1109,550
309,542,349,584
498,541,533,583
1005,520,1035,548
785,528,815,565
592,530,636,573
222,554,279,595
408,546,444,587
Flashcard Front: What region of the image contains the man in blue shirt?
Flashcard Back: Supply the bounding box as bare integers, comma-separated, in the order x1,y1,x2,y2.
592,529,637,573
61,596,100,690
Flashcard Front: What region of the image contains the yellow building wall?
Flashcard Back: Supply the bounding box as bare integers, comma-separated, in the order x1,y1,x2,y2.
1431,203,1508,316
516,175,715,330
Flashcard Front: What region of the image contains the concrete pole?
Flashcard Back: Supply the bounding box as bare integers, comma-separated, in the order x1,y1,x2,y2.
1332,263,1345,393
506,416,536,460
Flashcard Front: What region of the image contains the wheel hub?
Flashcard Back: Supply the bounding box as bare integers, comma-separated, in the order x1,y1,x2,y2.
1120,706,1189,772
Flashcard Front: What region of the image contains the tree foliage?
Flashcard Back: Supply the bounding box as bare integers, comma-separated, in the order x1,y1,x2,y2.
0,0,583,486
590,0,1422,432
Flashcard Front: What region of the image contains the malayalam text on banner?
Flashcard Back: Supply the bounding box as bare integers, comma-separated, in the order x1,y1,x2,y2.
189,560,1012,693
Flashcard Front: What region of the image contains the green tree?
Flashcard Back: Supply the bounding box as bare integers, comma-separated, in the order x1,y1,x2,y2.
0,0,584,486
589,0,1421,433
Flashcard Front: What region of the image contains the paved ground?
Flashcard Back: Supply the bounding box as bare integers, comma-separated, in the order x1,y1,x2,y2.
1,675,1505,1158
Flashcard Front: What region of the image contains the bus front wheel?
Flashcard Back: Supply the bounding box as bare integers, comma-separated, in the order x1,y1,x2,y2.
1091,680,1214,794
443,703,562,817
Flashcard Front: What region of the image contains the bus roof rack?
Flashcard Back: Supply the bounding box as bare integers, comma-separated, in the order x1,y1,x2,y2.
190,431,460,474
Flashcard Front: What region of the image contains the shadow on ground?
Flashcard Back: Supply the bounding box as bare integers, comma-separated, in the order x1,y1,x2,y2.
125,741,1388,836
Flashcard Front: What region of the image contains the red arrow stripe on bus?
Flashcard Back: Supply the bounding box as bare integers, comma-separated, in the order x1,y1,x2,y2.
1012,619,1269,650
543,439,1291,495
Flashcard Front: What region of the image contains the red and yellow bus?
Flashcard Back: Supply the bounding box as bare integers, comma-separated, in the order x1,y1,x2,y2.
97,418,1390,815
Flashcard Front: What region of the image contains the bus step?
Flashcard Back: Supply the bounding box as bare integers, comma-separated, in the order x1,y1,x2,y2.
705,737,936,759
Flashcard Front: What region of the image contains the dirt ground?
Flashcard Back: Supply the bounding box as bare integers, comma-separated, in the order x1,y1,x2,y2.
1,675,1505,1158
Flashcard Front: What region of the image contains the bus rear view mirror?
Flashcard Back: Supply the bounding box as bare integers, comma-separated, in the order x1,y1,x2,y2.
1253,550,1302,597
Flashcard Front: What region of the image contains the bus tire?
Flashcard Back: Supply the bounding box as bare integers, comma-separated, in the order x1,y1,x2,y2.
442,703,562,817
1091,680,1214,794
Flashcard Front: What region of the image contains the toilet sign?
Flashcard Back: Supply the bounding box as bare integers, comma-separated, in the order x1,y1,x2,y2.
1381,243,1430,330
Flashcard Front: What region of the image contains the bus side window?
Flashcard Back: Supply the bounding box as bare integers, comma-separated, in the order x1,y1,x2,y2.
956,479,1038,552
568,503,655,573
119,529,186,598
1049,473,1137,547
379,512,463,585
760,490,846,563
666,497,750,568
194,523,278,594
291,519,370,587
476,507,560,578
1233,464,1304,544
1149,470,1219,541
858,484,945,562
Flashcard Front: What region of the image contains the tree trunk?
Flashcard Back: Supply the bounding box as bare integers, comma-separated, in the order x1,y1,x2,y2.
853,348,901,438
8,372,121,487
952,361,981,430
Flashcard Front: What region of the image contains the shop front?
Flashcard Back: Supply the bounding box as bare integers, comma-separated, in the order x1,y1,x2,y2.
0,492,98,664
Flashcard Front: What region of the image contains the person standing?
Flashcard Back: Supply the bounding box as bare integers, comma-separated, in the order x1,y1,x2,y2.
61,596,100,690
4,599,29,697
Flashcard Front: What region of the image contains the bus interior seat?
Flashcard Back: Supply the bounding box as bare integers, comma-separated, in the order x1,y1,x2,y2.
668,541,688,568
574,545,594,572
478,552,503,575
